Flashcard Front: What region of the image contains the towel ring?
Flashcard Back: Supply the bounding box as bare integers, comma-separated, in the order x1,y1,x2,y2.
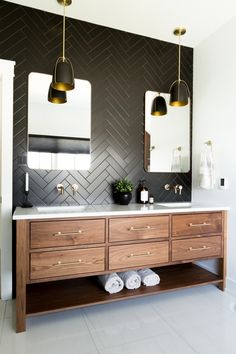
205,140,212,146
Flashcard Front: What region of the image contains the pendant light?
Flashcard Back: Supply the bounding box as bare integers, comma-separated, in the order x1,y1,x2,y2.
169,27,190,107
48,83,67,104
51,0,74,91
151,93,167,116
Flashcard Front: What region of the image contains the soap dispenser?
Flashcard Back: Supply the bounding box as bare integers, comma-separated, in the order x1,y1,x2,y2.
137,180,149,204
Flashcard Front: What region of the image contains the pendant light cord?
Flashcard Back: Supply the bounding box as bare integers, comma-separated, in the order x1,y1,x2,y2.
62,0,66,61
178,33,181,83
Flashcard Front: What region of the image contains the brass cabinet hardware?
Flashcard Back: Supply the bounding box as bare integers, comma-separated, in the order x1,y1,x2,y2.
53,259,91,266
53,230,84,236
188,222,211,227
129,226,155,231
188,246,211,251
127,251,151,258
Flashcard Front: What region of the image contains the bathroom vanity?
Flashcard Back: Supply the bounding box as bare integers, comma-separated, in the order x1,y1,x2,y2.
13,203,228,332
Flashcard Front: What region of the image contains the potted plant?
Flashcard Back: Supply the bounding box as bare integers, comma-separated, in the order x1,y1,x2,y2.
113,178,134,205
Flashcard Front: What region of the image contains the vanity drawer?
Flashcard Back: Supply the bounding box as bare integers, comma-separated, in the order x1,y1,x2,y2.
109,216,169,242
172,213,222,237
30,247,105,280
30,219,105,249
109,241,169,270
172,236,222,262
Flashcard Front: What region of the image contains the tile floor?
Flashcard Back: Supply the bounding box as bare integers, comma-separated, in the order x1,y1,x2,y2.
0,285,236,354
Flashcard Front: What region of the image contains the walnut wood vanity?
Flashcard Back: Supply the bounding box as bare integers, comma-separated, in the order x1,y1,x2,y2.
13,205,228,332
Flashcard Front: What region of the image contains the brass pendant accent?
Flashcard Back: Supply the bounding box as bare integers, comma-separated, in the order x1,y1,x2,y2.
173,27,186,36
57,0,72,6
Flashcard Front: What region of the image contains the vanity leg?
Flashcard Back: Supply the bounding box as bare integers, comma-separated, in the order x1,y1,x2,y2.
217,211,227,292
16,220,27,332
16,291,26,333
217,259,226,291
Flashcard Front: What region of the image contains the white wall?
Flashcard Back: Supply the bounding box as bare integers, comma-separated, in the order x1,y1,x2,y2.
0,59,15,300
192,16,236,294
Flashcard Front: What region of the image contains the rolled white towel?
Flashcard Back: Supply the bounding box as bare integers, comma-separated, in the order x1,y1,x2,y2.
118,270,141,290
98,273,124,294
138,268,160,286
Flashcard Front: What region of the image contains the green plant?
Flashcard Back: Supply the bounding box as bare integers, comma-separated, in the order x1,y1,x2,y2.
114,178,133,193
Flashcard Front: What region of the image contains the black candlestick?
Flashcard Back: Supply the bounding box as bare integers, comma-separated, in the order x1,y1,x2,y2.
21,191,33,208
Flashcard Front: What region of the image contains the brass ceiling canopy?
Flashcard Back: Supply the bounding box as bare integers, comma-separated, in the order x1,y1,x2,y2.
57,0,72,6
173,27,186,36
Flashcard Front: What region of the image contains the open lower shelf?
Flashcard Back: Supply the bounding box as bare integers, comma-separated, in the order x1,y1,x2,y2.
26,263,223,316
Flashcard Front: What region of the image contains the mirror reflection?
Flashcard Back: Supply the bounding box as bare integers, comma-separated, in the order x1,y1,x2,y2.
144,91,190,173
27,72,91,170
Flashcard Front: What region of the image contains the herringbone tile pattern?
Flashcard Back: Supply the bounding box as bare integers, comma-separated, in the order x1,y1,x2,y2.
0,1,193,207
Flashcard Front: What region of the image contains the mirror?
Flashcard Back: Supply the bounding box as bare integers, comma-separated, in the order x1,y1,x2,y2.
144,91,190,172
27,72,91,170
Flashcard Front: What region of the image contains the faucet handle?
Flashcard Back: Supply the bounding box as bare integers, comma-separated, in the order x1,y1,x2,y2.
71,184,79,195
178,185,183,195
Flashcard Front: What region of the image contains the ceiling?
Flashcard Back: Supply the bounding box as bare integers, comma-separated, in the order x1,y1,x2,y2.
5,0,236,47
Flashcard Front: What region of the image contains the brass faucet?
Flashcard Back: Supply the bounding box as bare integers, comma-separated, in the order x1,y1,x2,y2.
164,184,183,195
57,184,65,195
174,184,183,195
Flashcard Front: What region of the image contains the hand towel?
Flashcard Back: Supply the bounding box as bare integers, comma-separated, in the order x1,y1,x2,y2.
118,271,141,290
171,148,182,172
138,268,160,286
98,273,124,294
199,147,215,189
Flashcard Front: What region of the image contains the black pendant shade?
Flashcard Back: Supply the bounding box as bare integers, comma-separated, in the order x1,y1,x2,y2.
52,57,74,91
151,95,167,116
48,82,67,104
169,80,189,107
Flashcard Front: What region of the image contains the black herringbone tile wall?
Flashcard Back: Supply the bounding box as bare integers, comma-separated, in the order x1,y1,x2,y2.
0,1,193,207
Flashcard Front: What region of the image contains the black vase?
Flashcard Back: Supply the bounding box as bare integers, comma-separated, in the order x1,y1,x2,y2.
117,192,132,205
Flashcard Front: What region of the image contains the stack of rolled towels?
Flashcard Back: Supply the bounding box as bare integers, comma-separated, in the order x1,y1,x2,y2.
98,268,160,294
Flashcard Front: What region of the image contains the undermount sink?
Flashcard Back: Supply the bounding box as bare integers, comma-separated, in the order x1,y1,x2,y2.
157,202,192,208
36,205,87,213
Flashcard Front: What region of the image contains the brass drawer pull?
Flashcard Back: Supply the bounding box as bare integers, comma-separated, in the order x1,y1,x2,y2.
53,259,91,266
53,230,84,237
129,226,156,232
188,246,211,251
127,251,152,258
188,222,211,227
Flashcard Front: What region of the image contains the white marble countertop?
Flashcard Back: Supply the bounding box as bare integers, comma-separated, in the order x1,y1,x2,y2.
13,202,229,220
